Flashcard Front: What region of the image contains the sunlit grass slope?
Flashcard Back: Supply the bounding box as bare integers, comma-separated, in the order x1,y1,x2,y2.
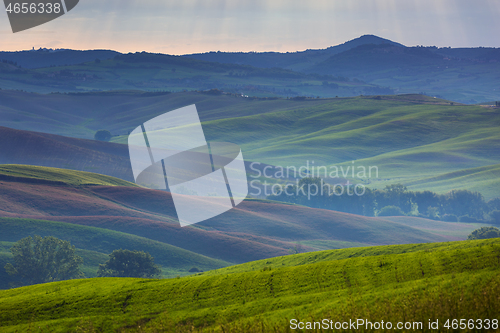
0,165,137,187
0,239,498,332
200,95,500,197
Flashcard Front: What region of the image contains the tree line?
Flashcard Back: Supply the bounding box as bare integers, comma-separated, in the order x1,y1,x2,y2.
267,178,500,223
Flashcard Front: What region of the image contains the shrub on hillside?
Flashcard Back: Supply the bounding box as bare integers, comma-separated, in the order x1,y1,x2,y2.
467,226,500,240
189,267,202,273
94,129,112,142
377,205,405,217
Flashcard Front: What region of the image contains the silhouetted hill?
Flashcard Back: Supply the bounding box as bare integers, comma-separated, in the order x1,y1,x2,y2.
185,35,403,70
0,49,119,69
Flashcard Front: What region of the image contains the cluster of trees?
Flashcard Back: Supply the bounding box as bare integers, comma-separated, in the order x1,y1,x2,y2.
267,178,500,222
468,227,500,240
3,236,161,288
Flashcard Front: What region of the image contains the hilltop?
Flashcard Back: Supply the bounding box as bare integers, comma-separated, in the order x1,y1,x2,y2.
185,35,403,70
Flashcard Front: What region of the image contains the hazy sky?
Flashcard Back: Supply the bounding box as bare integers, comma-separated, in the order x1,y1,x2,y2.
1,0,499,54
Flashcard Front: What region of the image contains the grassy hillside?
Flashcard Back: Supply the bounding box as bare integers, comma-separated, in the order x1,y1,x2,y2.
0,218,229,282
0,126,135,181
1,171,479,243
200,95,500,198
0,165,137,187
0,165,484,265
0,239,498,332
3,90,498,197
306,43,500,103
0,90,350,139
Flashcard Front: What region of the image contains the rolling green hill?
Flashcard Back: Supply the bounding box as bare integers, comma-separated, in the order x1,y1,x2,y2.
2,35,499,103
199,95,500,198
306,43,500,104
0,165,485,268
0,165,137,187
0,238,498,332
2,91,499,197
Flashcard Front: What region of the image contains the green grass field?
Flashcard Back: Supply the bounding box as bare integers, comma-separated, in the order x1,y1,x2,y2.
0,165,137,187
0,238,498,332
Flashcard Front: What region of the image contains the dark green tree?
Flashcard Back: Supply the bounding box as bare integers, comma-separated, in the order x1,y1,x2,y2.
442,190,486,219
4,235,84,287
375,184,414,214
97,249,161,278
94,129,112,142
467,227,500,240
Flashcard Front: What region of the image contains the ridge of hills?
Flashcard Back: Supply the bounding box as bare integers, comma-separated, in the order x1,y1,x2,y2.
0,49,120,69
185,35,404,70
1,35,499,102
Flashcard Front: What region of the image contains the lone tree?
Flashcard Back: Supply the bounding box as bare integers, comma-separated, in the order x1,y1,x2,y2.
4,235,84,287
97,249,161,278
467,226,500,240
94,129,112,142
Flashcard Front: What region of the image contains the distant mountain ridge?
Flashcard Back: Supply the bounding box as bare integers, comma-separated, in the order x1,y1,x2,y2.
0,49,119,69
184,35,404,70
1,34,499,102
